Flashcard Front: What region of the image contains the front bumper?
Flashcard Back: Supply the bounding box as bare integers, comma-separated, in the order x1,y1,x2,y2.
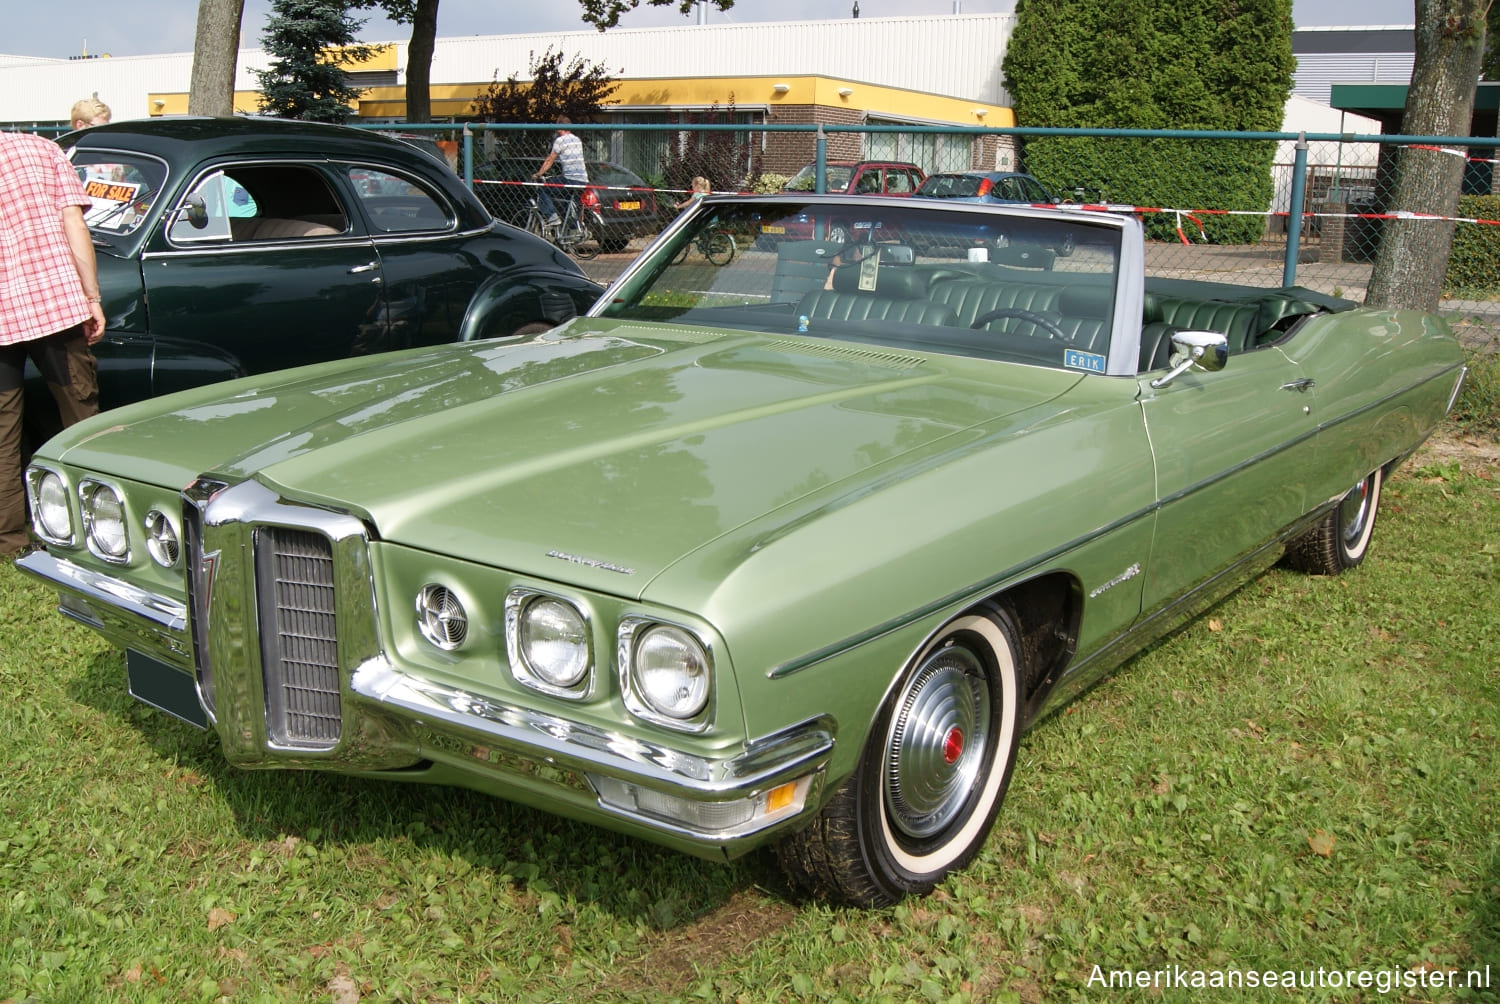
17,485,834,860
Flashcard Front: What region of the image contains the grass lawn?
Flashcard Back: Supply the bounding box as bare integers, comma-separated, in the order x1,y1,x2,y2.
1,441,1495,1003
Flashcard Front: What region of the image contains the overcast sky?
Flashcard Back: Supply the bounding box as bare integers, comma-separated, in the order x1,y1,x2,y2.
10,0,1419,60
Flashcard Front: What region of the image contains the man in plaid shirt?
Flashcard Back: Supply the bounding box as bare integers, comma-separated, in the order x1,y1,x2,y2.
0,131,105,558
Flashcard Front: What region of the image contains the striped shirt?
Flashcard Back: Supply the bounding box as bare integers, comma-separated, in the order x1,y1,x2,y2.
551,131,588,183
0,133,92,345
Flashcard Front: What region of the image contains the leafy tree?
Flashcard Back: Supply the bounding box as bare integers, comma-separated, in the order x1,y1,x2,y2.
256,0,373,122
658,99,762,192
189,0,245,116
577,0,732,31
471,47,617,155
1366,0,1488,310
1002,0,1294,243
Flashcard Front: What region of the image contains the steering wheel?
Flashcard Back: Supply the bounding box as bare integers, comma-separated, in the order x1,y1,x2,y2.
969,307,1072,342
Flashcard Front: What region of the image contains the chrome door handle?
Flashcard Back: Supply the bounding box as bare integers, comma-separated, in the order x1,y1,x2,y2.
348,262,380,274
1280,378,1315,393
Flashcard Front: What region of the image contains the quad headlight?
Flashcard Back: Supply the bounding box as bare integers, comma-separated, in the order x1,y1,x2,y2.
620,620,712,730
80,480,129,562
28,469,73,544
507,591,592,697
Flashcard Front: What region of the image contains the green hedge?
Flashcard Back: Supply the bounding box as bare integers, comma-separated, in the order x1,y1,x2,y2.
1023,135,1275,246
1444,194,1500,294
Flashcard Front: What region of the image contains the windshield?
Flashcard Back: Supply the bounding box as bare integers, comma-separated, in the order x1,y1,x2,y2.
783,165,854,192
67,149,170,236
598,199,1124,375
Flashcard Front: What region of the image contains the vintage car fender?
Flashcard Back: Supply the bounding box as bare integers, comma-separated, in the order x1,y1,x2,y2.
457,270,601,342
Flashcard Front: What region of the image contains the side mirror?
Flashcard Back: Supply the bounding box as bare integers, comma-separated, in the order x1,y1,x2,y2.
180,193,209,230
1149,330,1228,389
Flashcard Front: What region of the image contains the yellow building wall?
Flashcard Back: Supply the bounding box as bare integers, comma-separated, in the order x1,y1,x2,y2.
150,74,1012,126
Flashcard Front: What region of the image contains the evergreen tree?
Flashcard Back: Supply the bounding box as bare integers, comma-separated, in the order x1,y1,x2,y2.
256,0,373,123
1002,0,1294,243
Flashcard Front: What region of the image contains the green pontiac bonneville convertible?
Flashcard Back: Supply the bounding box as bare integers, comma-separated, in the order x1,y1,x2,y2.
25,116,600,440
19,195,1465,906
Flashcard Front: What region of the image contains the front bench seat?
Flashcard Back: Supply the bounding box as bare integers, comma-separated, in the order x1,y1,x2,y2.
798,264,959,327
927,277,1063,328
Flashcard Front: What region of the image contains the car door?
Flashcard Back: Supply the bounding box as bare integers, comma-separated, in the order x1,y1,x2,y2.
336,163,485,352
1135,345,1320,613
141,159,386,395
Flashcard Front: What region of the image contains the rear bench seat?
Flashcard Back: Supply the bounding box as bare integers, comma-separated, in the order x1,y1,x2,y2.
230,215,344,241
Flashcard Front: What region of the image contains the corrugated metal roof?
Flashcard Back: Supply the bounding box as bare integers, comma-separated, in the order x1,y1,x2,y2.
0,14,1014,122
427,15,1015,104
1293,52,1414,105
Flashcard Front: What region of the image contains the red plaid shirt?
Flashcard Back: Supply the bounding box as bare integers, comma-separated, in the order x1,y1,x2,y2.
0,133,94,346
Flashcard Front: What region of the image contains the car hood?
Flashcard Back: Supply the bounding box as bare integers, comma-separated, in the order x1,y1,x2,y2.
49,322,1084,596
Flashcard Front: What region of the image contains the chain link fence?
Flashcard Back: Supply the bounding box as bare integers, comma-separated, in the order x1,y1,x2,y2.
393,123,1499,376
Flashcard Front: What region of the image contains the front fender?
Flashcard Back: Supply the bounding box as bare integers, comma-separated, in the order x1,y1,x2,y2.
458,272,603,342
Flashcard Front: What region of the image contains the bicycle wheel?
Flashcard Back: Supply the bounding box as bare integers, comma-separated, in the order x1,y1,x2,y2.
705,230,735,266
524,208,544,239
671,243,690,265
569,224,599,260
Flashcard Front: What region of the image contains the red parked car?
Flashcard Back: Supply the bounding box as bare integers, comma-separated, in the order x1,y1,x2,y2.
762,160,925,244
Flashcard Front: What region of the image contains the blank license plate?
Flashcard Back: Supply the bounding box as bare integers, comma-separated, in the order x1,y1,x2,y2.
127,649,207,728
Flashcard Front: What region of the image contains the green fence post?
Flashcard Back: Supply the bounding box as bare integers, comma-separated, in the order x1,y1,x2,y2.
815,125,827,194
463,124,474,190
1284,133,1308,287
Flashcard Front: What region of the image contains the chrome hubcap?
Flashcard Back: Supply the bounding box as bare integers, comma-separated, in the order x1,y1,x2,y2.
1339,476,1372,547
885,644,990,839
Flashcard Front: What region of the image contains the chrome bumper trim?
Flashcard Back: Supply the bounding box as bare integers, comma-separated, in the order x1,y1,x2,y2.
16,550,191,668
352,659,835,835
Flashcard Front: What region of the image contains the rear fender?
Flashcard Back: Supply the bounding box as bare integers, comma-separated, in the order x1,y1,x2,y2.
458,274,601,342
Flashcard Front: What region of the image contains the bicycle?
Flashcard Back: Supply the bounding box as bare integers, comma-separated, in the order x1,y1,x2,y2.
522,190,598,261
670,227,736,266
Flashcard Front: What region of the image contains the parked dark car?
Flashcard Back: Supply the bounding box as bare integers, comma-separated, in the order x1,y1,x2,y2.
472,157,662,253
27,116,602,442
915,171,1078,256
763,160,926,244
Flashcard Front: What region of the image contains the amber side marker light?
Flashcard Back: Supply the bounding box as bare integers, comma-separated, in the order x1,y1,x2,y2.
766,781,799,814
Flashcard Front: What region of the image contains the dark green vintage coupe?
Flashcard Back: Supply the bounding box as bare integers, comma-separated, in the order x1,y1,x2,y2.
19,195,1466,906
27,117,600,437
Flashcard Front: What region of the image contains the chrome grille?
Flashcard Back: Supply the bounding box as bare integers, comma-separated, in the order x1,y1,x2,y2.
258,527,342,747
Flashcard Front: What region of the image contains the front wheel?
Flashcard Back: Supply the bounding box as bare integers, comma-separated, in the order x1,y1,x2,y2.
705,231,736,266
775,605,1024,907
1284,467,1383,574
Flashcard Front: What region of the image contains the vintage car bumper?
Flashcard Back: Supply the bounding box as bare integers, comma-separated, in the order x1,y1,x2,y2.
18,515,834,860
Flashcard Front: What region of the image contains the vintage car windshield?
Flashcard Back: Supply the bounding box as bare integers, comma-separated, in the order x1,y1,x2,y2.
599,199,1123,373
67,149,170,237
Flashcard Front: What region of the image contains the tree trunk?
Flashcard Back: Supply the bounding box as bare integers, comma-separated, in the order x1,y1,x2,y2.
404,0,439,123
1364,0,1486,310
188,0,247,116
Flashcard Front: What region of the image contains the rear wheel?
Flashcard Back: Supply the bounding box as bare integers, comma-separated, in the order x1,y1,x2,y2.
776,605,1024,906
1284,467,1383,574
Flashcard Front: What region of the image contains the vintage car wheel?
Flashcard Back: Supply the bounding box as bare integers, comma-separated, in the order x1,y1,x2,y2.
776,605,1023,906
1284,467,1383,575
